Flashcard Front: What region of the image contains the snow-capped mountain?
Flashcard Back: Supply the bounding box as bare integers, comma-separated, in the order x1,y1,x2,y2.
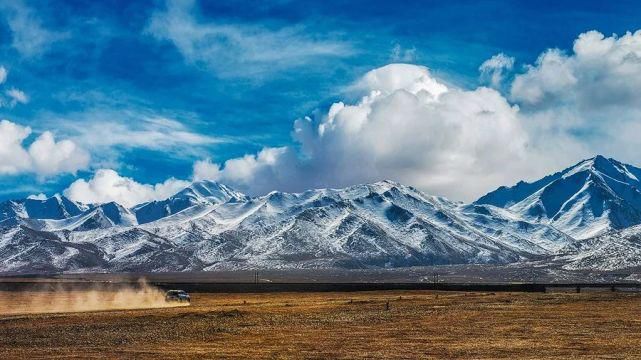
131,180,570,270
19,201,137,232
0,194,86,227
134,180,249,224
558,224,641,271
0,180,570,273
477,155,641,239
2,156,641,274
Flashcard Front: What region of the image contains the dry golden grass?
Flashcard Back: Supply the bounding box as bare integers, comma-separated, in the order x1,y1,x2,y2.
0,290,640,359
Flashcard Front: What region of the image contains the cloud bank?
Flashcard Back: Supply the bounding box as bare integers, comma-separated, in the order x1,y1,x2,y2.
511,30,641,163
0,120,89,177
64,169,189,207
188,64,539,200
186,30,641,202
54,29,641,205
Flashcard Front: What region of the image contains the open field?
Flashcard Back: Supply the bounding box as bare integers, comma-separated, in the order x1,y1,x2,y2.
1,290,641,359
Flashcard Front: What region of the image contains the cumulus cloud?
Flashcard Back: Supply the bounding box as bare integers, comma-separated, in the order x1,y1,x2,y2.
509,30,641,163
192,158,221,181
28,29,641,203
28,131,90,176
192,64,552,200
510,49,576,105
64,169,190,207
0,120,32,174
0,67,7,84
0,120,89,176
479,53,515,88
0,0,66,57
146,0,352,78
188,30,641,201
511,30,641,108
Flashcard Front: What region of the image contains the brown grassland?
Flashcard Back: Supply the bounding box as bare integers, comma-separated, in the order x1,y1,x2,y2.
0,290,640,359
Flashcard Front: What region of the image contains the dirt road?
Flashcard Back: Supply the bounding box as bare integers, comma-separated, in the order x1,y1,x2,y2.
1,290,640,359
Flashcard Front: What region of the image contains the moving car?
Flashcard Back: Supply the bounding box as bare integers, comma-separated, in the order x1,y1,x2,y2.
165,290,191,303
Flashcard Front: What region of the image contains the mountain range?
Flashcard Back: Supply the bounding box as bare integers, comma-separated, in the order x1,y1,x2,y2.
2,155,641,274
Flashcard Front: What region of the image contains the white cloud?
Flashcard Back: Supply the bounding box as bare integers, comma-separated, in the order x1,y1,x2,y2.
509,29,641,164
192,158,221,181
0,119,32,174
5,88,28,105
510,49,576,105
511,30,641,108
79,117,219,149
0,0,66,57
192,148,298,196
28,131,90,176
146,0,352,78
0,67,28,108
22,29,641,204
0,66,7,84
27,193,47,200
52,113,226,155
353,63,448,99
64,169,190,207
192,64,557,201
0,120,89,176
479,53,515,88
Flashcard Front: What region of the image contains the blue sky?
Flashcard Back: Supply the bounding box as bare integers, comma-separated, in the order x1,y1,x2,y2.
2,0,641,203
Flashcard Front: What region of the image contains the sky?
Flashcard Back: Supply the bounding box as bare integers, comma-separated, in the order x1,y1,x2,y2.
2,0,641,204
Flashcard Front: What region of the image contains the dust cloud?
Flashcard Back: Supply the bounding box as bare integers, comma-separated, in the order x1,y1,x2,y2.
0,279,189,315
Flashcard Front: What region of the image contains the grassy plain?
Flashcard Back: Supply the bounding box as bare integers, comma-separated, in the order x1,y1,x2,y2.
1,290,640,359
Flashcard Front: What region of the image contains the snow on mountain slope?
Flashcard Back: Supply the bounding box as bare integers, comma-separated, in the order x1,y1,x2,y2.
24,202,137,232
559,224,641,271
136,180,570,270
134,180,249,224
1,180,570,272
0,195,85,227
476,155,641,239
4,162,641,273
0,225,106,273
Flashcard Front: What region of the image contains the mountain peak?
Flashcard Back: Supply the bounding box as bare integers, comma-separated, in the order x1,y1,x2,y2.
134,180,248,224
477,156,641,239
564,155,641,185
566,155,614,174
0,194,85,223
176,180,248,204
94,201,137,226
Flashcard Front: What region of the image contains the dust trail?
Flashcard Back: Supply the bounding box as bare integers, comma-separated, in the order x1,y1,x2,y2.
0,279,189,315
